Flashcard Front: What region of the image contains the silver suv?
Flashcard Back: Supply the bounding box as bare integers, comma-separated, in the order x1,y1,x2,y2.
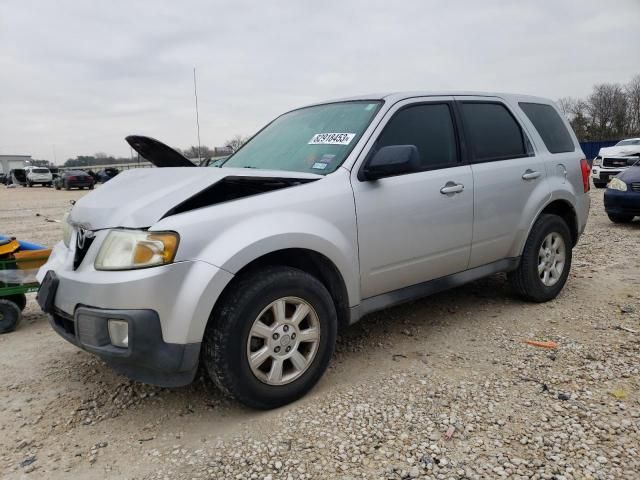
37,92,591,408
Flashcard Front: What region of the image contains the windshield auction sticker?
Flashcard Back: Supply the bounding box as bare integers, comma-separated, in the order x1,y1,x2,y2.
308,133,356,145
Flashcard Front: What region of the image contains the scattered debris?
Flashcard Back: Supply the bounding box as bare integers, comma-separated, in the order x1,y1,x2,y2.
609,389,628,400
616,325,638,334
444,425,456,440
524,340,558,349
558,393,570,401
392,354,407,361
620,304,636,314
20,456,36,468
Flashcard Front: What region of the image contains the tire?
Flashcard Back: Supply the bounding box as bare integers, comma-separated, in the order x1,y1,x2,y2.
202,266,337,409
509,214,572,303
64,182,70,191
27,181,32,188
55,183,61,190
608,214,634,224
5,294,27,311
89,184,94,190
0,300,22,334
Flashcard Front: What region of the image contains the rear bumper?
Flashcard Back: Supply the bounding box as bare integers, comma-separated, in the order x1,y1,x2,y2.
604,189,640,217
49,306,200,387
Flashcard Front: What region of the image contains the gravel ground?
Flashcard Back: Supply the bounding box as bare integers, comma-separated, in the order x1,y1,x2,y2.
0,185,638,480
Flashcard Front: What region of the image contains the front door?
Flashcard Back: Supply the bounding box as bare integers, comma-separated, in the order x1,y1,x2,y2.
351,99,474,299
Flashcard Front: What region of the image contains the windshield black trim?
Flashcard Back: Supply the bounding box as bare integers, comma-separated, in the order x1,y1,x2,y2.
220,100,385,174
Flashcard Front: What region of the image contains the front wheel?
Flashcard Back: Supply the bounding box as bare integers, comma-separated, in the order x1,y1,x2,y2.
608,214,634,224
509,214,572,303
202,266,337,409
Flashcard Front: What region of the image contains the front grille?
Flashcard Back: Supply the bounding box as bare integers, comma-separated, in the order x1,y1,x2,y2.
73,233,94,270
603,157,636,168
631,182,640,192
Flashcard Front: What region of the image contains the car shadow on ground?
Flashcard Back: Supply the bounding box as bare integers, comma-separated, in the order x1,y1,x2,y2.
44,272,525,427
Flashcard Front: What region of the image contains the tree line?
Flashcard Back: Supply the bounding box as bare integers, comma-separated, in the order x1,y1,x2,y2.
58,135,250,168
558,73,640,142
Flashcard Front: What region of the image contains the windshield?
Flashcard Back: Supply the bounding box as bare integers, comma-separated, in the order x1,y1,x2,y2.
222,101,382,174
616,139,640,146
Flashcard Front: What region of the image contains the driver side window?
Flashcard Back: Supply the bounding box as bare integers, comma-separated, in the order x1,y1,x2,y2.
376,103,459,171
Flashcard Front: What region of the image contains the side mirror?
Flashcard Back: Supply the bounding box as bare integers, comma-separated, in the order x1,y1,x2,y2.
361,145,420,181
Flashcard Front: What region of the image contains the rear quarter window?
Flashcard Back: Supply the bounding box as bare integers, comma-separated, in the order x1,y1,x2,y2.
460,102,527,163
519,102,575,154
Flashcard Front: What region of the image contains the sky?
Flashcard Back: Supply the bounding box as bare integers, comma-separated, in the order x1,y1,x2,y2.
1,0,639,164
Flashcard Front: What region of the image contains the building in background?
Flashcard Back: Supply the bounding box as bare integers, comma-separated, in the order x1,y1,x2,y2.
0,154,31,174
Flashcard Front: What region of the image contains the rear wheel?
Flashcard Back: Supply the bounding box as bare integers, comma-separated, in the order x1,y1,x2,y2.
64,182,70,191
202,266,337,409
509,214,572,302
0,300,22,334
608,214,634,224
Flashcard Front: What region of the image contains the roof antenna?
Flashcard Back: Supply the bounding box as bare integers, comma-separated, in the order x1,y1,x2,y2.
193,67,202,163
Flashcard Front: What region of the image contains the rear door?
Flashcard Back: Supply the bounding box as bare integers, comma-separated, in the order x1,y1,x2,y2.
352,98,474,299
456,97,550,268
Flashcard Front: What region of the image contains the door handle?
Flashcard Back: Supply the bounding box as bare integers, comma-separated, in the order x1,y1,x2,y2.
440,182,464,195
522,169,541,180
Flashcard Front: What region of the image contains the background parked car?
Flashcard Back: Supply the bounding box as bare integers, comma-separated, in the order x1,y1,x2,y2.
96,167,119,183
49,167,60,182
591,138,640,188
25,166,53,187
54,170,95,190
8,169,27,186
604,161,640,223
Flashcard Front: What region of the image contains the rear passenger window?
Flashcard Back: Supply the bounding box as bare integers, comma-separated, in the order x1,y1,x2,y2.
460,102,526,162
376,103,458,170
519,102,575,153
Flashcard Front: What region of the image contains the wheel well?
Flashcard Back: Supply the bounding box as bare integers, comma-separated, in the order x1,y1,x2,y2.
540,200,578,245
223,249,351,329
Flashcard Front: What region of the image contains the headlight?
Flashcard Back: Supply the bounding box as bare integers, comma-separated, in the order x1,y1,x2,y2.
607,177,627,192
95,230,179,270
593,157,602,166
62,213,72,248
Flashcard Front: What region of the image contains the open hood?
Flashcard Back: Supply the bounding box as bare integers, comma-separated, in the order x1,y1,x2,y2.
69,167,321,230
126,135,195,168
599,145,640,158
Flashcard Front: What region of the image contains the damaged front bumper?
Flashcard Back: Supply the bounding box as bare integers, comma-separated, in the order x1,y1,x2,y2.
49,305,201,387
37,240,234,387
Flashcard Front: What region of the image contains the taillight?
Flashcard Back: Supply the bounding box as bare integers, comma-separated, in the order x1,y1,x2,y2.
68,176,77,181
580,159,590,193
